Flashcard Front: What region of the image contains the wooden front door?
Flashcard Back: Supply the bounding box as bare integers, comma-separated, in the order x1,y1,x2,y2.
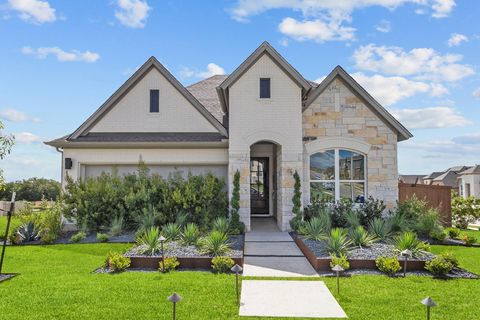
250,157,269,214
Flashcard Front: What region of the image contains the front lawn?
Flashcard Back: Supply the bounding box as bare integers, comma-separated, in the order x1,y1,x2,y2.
0,215,21,239
0,243,479,320
431,245,480,274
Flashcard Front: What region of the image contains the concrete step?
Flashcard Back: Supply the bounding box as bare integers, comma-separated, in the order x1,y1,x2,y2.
245,232,293,242
244,242,304,257
243,256,318,277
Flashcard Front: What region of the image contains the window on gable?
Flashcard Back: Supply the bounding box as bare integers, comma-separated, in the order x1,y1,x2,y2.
310,149,366,203
150,89,159,113
260,78,271,99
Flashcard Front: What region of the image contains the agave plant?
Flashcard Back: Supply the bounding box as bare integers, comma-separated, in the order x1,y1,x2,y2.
181,223,200,246
393,231,428,258
368,217,392,240
16,221,40,242
162,222,181,241
137,226,162,255
325,228,352,257
201,231,231,256
212,217,230,235
349,226,377,248
345,210,361,229
110,215,124,236
299,215,331,241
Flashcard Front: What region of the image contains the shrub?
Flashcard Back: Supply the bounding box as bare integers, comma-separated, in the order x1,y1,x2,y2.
425,257,453,277
368,217,391,240
162,222,181,241
446,228,460,239
415,209,442,237
70,231,86,243
345,210,361,229
159,257,180,273
396,195,427,222
429,229,446,242
137,227,162,255
462,234,477,247
438,251,459,268
39,202,64,243
110,216,124,236
290,171,303,231
201,231,231,256
105,252,131,272
330,254,350,271
393,231,427,258
349,226,377,248
211,256,235,273
181,223,200,246
386,211,409,234
330,199,353,228
299,215,331,241
16,221,40,242
212,217,230,235
325,228,352,256
451,195,480,229
96,233,110,242
356,197,386,227
303,196,331,221
229,170,245,235
135,206,158,234
376,256,401,276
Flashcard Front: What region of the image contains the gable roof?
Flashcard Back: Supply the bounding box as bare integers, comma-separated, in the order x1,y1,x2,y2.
68,56,228,140
304,66,413,142
460,165,480,175
217,41,312,111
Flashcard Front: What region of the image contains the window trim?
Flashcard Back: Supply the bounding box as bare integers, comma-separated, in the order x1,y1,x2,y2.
259,78,271,99
309,148,367,202
149,89,159,113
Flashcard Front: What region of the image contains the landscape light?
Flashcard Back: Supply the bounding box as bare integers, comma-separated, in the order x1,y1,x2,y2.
401,249,412,277
167,292,182,320
332,264,344,295
231,264,243,306
421,296,437,320
159,235,166,272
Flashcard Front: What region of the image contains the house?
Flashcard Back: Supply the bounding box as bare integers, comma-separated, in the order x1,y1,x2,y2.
45,42,412,231
458,165,480,198
421,166,469,192
399,174,427,185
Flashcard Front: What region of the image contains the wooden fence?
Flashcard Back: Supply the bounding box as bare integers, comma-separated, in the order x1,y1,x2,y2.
398,183,452,226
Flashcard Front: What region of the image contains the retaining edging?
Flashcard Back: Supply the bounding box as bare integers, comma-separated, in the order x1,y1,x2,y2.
129,256,244,269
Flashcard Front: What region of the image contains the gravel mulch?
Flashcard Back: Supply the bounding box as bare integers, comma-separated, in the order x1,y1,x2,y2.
318,268,479,279
427,237,480,247
125,235,244,258
300,236,434,261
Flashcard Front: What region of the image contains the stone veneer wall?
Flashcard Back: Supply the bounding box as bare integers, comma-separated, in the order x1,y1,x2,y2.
302,77,399,209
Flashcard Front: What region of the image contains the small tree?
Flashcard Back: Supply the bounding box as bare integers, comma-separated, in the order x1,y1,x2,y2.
452,194,480,229
0,120,14,191
229,170,244,234
290,170,303,230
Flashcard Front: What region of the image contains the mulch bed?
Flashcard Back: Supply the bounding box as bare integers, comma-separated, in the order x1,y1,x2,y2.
318,268,479,279
427,237,480,247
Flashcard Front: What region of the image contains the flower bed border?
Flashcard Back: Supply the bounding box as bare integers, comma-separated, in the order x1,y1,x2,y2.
293,235,426,271
129,256,244,269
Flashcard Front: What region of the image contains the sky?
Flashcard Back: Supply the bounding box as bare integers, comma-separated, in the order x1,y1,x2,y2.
0,0,479,182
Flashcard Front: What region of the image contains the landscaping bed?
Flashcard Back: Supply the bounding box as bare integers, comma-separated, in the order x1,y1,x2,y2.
125,235,244,269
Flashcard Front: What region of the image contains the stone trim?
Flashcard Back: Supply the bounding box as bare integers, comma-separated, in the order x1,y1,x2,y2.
304,137,371,155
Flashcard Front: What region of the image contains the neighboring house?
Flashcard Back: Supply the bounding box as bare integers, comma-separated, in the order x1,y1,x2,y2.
458,165,480,198
399,175,427,185
45,42,412,231
421,166,469,193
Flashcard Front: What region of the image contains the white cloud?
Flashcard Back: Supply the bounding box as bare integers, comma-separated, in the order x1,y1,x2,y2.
447,33,468,47
473,88,480,99
21,46,100,63
0,108,40,122
278,17,355,42
431,0,456,18
353,44,474,82
115,0,151,28
391,106,471,129
351,73,448,106
375,19,391,33
14,132,41,143
8,0,56,24
180,63,225,79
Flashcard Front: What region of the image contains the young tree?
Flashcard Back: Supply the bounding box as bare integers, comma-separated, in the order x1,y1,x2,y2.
229,170,244,234
0,120,14,191
290,170,303,230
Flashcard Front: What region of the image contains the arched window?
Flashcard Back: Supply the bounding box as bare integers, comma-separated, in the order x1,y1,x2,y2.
310,149,366,203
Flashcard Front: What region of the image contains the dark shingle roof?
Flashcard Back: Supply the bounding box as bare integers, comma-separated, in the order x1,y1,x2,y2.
186,75,228,123
460,165,480,175
72,132,226,142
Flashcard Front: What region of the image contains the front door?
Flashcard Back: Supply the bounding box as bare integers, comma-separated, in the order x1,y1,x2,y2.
250,157,269,214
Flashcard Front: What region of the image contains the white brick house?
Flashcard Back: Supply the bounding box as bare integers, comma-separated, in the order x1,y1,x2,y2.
46,42,412,231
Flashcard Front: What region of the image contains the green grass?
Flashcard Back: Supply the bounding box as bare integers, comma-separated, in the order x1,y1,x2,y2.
0,215,21,239
431,245,480,274
0,243,479,319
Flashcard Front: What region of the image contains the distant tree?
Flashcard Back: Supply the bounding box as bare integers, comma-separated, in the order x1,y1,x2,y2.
0,120,15,191
0,178,61,201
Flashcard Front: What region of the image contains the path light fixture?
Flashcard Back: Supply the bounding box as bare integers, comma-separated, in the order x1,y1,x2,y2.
332,264,344,295
159,235,166,272
0,192,15,275
168,292,182,320
421,297,437,320
401,249,412,277
231,264,243,306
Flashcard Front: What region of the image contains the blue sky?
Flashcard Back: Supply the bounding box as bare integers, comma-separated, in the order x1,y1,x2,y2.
0,0,479,181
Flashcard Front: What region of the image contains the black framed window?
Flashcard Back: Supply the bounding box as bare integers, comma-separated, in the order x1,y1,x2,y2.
260,78,271,99
150,89,159,113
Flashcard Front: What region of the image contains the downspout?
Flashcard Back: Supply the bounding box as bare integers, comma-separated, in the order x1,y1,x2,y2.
55,147,65,190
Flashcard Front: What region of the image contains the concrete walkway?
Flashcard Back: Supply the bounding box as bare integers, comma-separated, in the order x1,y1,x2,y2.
243,218,318,277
